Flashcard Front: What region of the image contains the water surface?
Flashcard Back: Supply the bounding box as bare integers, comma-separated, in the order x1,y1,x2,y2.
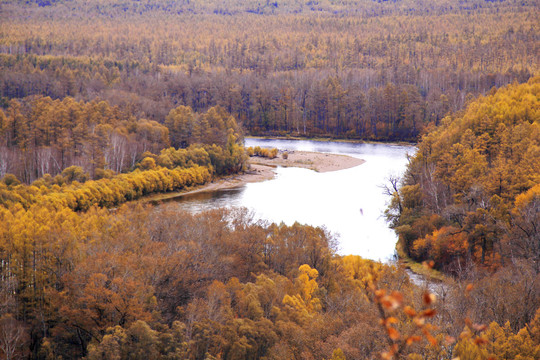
173,139,414,261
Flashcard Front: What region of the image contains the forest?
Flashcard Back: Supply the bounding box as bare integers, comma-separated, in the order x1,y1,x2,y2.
387,77,539,274
0,162,539,359
1,0,538,141
0,0,539,359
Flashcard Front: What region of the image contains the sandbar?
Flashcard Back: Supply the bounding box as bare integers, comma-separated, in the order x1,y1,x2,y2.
147,151,365,202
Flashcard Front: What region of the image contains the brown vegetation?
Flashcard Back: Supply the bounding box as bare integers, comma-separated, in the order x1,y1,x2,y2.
0,1,538,359
0,1,537,141
1,193,539,359
387,77,539,276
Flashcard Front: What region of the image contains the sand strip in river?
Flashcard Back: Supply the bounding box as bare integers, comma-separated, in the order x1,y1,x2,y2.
146,151,364,202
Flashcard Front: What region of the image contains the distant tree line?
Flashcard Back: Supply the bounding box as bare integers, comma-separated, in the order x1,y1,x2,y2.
0,0,537,141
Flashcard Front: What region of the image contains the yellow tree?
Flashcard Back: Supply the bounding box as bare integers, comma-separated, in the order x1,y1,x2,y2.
282,264,322,323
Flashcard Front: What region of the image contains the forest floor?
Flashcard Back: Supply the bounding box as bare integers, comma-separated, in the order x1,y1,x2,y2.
146,151,365,202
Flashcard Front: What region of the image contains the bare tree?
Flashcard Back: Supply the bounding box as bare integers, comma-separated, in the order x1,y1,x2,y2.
104,132,127,173
0,314,28,360
34,147,53,178
381,174,402,215
0,147,15,179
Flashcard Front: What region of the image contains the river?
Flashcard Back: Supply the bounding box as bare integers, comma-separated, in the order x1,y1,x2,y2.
171,138,415,261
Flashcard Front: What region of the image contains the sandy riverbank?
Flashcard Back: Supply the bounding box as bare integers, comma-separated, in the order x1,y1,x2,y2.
251,150,365,173
146,151,364,202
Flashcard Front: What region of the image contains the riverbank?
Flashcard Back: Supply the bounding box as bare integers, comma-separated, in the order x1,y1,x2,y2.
145,150,364,203
396,238,447,282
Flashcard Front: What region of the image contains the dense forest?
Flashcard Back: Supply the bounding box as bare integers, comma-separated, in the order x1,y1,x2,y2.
1,175,539,359
0,96,246,182
387,77,539,274
0,84,538,360
1,0,538,140
1,0,539,359
384,77,540,356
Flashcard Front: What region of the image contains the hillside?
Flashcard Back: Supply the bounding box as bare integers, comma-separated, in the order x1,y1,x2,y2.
388,76,539,274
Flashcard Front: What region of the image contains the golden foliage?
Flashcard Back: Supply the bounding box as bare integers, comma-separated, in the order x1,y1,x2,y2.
392,77,540,271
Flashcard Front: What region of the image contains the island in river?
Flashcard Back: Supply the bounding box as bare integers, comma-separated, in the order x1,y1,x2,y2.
146,150,365,202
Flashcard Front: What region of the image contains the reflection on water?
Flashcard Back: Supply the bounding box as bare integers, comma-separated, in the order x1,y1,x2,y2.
162,187,245,213
169,139,415,261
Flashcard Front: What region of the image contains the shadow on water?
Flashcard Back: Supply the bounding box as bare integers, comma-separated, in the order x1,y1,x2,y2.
164,187,245,212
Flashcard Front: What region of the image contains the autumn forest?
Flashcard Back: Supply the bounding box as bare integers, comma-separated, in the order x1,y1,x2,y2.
0,0,539,359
